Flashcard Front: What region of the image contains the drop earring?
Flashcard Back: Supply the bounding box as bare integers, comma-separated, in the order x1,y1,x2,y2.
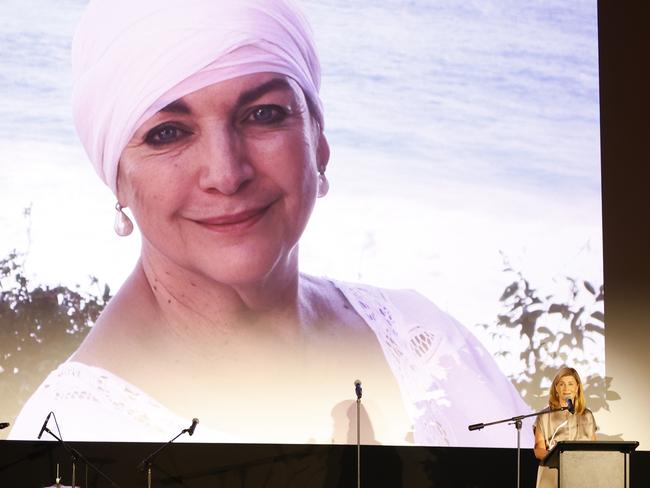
317,169,329,197
114,202,134,236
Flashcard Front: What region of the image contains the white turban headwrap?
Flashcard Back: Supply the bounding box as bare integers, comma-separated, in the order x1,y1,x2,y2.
72,0,323,195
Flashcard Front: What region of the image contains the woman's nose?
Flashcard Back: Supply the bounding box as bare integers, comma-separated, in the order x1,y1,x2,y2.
197,126,255,195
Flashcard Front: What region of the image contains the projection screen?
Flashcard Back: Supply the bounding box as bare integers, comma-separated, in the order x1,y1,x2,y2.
0,0,606,447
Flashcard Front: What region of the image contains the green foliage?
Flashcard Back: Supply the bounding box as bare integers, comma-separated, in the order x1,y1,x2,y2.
0,248,110,418
480,255,616,413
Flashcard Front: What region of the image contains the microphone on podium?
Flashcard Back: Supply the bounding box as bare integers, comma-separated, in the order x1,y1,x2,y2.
566,398,575,414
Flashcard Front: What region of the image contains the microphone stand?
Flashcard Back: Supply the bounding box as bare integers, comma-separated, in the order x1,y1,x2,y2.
356,397,361,488
41,426,120,487
468,405,568,488
136,425,194,488
354,381,362,488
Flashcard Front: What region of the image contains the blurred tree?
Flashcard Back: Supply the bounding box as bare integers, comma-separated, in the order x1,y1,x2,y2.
0,248,110,421
479,255,618,415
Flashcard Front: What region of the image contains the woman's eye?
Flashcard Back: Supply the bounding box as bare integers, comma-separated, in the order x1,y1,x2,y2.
247,105,287,124
145,124,189,146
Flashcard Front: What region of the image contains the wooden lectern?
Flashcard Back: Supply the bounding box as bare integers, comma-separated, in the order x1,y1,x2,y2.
542,440,639,488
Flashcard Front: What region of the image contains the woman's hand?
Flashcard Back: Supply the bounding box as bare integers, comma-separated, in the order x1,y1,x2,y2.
534,445,548,461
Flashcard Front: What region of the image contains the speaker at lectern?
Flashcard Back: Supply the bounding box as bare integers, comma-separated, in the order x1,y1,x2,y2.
542,440,639,488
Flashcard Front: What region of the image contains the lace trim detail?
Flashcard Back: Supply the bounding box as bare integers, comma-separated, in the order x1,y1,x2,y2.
40,362,186,437
333,281,454,446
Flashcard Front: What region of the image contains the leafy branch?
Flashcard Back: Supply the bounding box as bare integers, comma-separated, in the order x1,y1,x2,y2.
0,247,111,415
479,254,617,413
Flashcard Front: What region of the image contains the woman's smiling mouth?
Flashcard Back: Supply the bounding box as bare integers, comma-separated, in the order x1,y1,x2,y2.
193,204,272,233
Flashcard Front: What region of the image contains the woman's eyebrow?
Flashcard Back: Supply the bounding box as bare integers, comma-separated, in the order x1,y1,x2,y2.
160,99,192,114
236,78,294,107
158,78,293,115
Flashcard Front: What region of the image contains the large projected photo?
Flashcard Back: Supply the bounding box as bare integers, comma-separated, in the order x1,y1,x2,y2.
0,0,605,447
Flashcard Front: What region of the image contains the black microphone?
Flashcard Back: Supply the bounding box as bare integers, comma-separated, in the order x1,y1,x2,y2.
566,398,575,414
354,379,362,400
37,412,52,439
187,418,199,436
0,422,10,430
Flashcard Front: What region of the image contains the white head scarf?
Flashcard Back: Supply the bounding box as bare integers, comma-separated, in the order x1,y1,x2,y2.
72,0,323,195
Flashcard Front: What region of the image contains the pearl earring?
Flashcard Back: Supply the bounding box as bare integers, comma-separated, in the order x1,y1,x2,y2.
317,170,329,197
114,202,134,236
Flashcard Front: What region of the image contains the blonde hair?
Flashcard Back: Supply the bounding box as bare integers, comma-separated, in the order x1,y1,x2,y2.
548,366,586,414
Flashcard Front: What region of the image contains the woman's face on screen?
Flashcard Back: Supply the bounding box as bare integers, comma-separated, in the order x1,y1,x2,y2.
117,72,329,284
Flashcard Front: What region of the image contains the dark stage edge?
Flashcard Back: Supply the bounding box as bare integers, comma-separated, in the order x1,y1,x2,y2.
0,441,648,488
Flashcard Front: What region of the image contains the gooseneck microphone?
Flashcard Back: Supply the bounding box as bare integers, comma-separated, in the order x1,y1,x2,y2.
354,379,362,400
187,418,199,436
37,412,52,439
566,398,575,414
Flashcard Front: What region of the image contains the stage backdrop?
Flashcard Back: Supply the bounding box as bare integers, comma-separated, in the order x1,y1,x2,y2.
0,0,612,446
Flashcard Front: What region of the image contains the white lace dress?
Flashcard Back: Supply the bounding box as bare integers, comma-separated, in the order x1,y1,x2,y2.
9,281,530,447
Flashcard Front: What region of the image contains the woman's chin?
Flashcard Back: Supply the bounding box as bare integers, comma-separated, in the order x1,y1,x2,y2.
189,249,295,288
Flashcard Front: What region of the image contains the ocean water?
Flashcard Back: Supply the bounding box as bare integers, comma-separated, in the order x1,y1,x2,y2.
0,0,602,377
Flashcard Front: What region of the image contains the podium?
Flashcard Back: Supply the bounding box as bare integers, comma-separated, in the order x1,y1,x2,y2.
542,440,639,488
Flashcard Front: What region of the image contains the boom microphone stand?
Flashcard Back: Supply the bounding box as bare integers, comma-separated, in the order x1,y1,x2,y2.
468,405,568,488
37,412,120,487
136,418,199,488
